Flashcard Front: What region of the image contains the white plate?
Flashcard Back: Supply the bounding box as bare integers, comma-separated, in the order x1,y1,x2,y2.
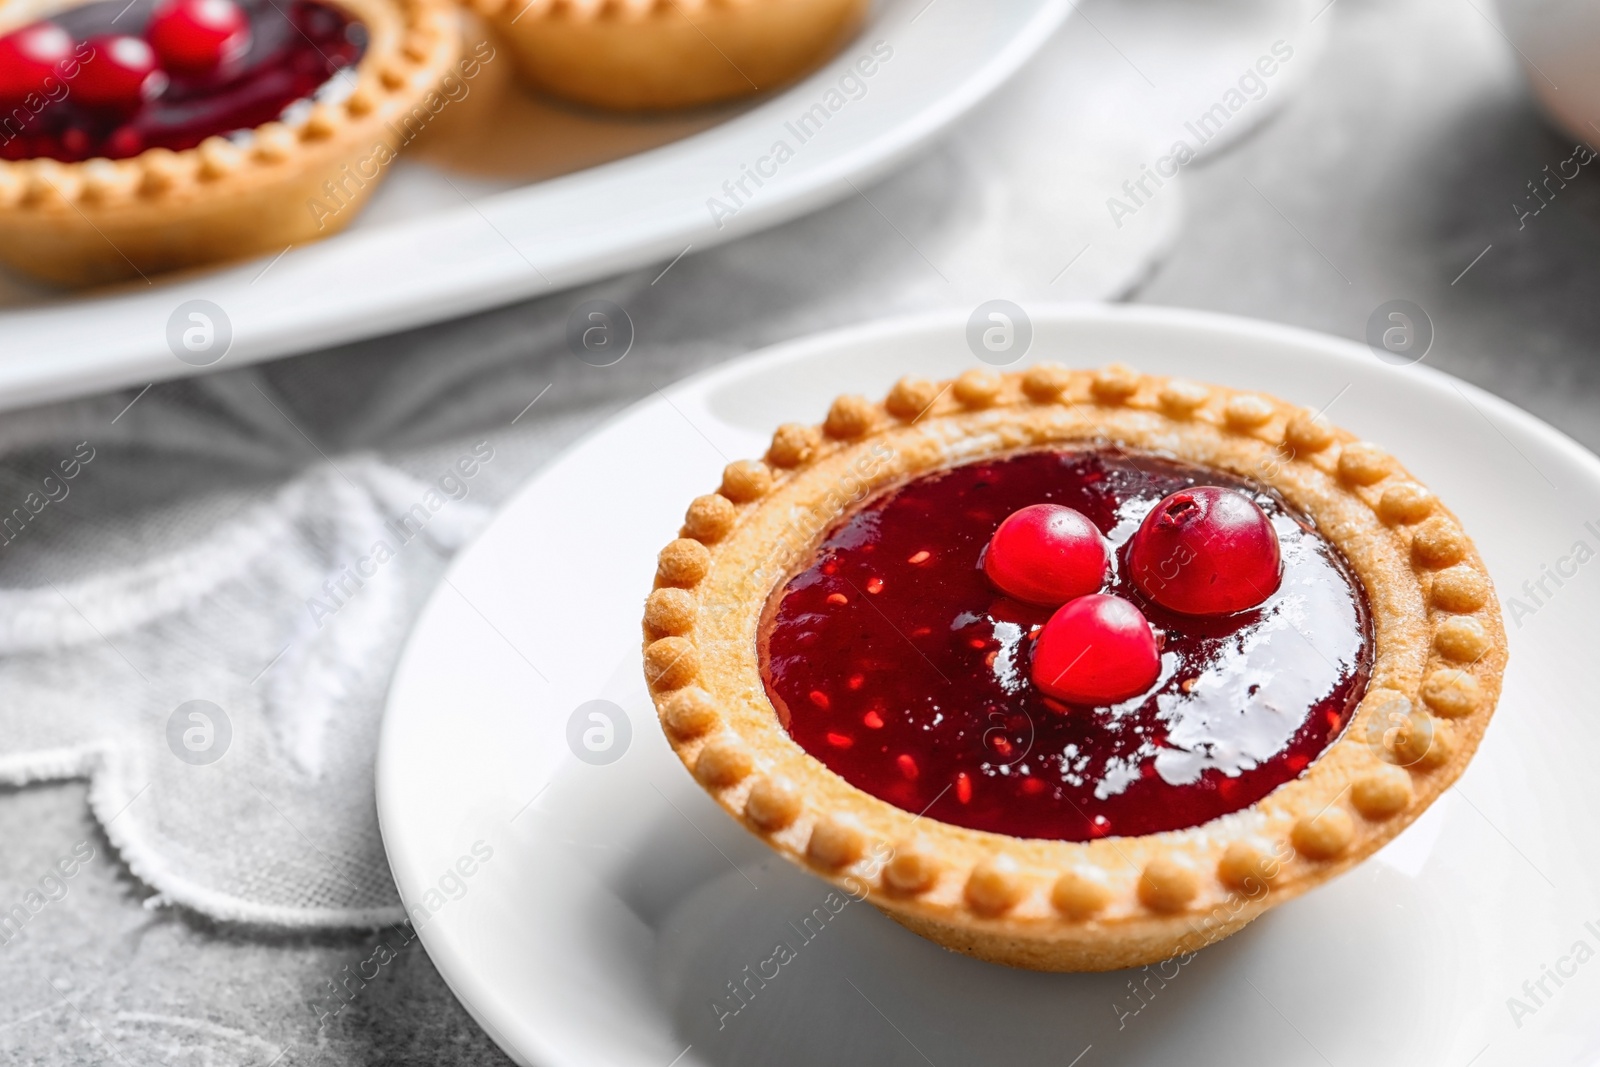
378,306,1600,1067
0,0,1066,412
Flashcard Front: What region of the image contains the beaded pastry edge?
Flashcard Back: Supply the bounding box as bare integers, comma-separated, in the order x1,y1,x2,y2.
641,364,1508,971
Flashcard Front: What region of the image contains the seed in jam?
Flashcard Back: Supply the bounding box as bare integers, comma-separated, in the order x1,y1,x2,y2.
1032,593,1160,705
759,448,1373,842
1128,486,1282,615
983,502,1109,606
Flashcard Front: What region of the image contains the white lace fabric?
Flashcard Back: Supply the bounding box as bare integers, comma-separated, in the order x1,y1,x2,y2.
0,411,493,925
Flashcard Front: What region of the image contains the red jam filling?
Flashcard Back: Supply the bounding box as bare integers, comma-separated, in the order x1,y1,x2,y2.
1,0,364,162
759,448,1373,841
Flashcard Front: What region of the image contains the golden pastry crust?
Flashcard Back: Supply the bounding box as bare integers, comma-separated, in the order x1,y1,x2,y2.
642,365,1508,972
0,0,461,286
467,0,869,111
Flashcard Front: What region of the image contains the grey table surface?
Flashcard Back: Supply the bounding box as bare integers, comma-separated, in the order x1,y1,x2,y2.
4,0,1596,1063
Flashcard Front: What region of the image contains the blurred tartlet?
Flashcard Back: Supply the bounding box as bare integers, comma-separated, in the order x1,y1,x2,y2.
0,0,459,286
466,0,868,111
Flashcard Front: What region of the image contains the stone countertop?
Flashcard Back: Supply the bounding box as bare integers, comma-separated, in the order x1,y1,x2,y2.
3,0,1594,1062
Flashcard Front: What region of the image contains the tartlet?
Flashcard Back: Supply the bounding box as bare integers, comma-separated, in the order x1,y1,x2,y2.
0,0,460,286
641,363,1507,972
466,0,869,111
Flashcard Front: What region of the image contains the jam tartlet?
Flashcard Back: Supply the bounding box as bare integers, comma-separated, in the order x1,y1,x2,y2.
0,0,460,285
642,364,1507,972
466,0,868,111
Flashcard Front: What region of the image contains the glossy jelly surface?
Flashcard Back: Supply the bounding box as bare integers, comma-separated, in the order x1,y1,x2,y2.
760,448,1373,841
2,0,364,162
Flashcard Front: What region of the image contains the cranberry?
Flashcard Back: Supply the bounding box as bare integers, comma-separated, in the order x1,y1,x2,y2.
147,0,251,75
1031,594,1160,705
77,36,164,111
1127,486,1281,615
983,503,1108,605
0,22,73,103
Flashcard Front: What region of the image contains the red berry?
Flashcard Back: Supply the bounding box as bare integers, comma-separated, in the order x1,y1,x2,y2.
1127,487,1281,615
983,503,1108,606
0,22,72,103
147,0,251,76
1031,594,1160,705
77,36,164,111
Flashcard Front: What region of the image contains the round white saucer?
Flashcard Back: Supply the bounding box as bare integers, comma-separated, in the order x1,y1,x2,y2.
378,306,1600,1067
